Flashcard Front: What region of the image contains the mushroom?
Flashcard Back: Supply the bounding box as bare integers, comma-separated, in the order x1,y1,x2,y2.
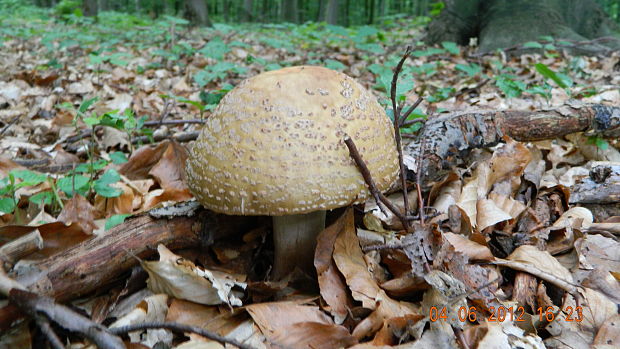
186,66,398,278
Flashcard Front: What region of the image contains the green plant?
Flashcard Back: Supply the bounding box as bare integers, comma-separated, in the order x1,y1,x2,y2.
534,63,573,93
193,62,247,87
495,73,527,98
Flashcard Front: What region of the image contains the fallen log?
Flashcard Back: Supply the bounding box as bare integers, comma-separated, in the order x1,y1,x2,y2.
406,103,620,184
0,210,256,332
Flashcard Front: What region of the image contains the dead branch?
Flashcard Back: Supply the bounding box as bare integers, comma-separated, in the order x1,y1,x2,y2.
344,136,411,233
406,103,620,185
110,322,255,349
9,288,126,349
390,46,414,218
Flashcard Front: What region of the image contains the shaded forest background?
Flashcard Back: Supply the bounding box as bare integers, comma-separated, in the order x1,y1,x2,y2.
24,0,620,27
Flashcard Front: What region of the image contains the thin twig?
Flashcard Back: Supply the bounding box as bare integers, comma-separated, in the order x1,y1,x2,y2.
453,78,490,99
344,137,411,232
363,239,418,253
9,289,125,349
35,316,64,349
143,119,205,127
390,46,414,220
416,136,427,225
398,96,424,127
0,114,21,135
110,322,254,349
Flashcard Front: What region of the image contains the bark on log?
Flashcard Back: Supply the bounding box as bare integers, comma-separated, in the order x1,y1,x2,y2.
0,210,256,332
407,104,620,185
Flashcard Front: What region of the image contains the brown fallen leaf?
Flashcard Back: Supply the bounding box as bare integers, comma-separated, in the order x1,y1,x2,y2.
443,232,494,261
314,208,354,324
57,194,97,234
270,321,358,349
333,212,382,309
245,301,333,339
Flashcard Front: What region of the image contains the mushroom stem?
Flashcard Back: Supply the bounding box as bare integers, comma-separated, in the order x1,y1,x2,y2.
272,210,326,279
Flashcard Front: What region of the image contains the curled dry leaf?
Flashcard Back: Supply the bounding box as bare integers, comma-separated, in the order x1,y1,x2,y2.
315,208,354,324
143,244,247,307
443,232,493,261
352,290,420,340
552,207,593,229
110,293,172,346
100,126,130,152
475,321,545,349
575,234,620,273
457,138,531,229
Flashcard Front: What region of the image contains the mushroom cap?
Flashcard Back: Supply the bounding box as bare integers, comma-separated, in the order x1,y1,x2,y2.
186,66,398,216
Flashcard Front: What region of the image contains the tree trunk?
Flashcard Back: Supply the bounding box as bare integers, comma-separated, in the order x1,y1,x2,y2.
223,0,230,21
426,0,620,54
377,0,386,18
282,0,299,23
368,0,375,24
317,0,325,21
326,0,339,25
83,0,98,16
184,0,213,27
241,0,253,22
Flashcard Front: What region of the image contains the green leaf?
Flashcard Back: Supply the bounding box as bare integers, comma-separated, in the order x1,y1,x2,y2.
93,169,122,198
30,191,53,206
83,116,100,126
534,63,571,89
412,47,445,57
455,63,481,77
523,41,543,49
539,35,554,42
109,151,128,164
57,175,90,197
526,84,552,100
89,54,105,64
105,214,131,230
356,43,384,53
427,87,456,103
587,136,609,150
78,97,98,113
199,37,230,61
11,170,47,188
356,25,379,38
441,41,459,55
495,74,526,98
324,59,345,71
265,63,282,71
326,24,349,37
0,197,16,214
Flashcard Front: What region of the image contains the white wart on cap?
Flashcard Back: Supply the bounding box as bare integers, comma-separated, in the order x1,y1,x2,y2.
186,66,398,216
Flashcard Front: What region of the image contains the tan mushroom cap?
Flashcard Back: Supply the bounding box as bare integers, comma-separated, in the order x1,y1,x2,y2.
186,66,398,216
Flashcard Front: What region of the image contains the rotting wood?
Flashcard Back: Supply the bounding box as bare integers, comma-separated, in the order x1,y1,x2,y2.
406,103,620,184
570,164,620,204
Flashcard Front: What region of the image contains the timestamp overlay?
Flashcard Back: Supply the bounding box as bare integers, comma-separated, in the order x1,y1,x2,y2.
429,305,584,323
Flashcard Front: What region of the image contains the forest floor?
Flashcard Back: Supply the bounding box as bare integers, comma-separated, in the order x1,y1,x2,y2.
0,5,619,349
